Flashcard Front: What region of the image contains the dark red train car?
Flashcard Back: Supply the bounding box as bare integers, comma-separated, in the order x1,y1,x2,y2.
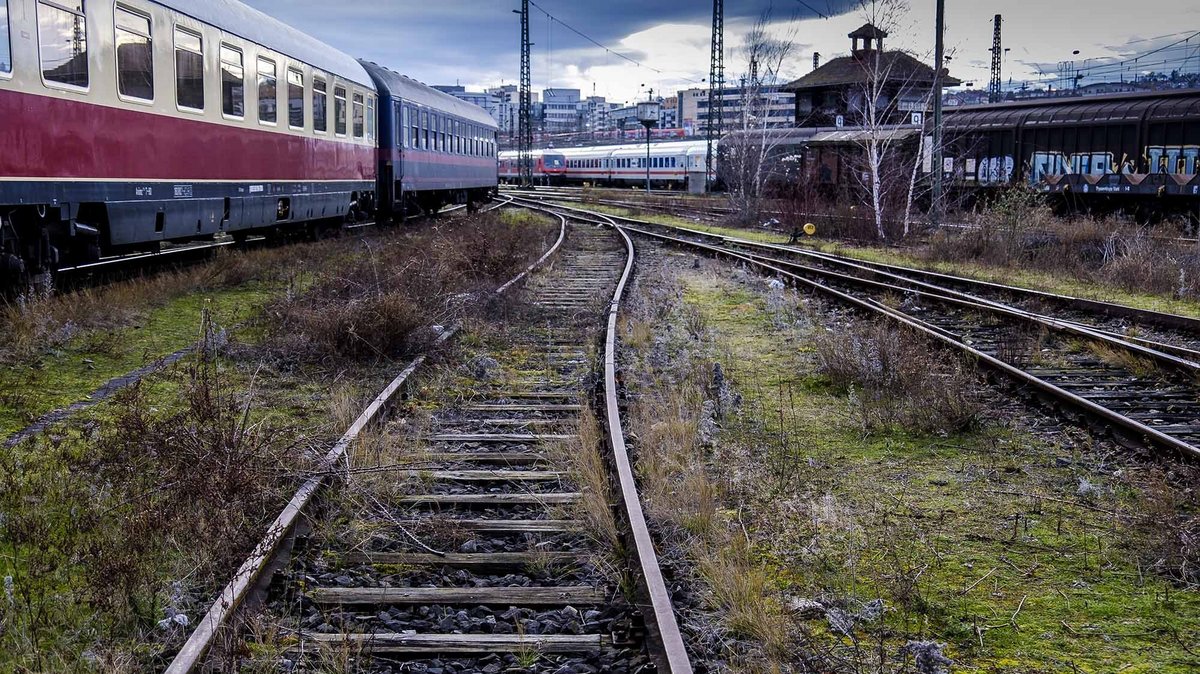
0,0,377,282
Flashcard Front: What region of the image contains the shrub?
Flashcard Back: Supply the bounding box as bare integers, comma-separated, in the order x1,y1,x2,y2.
264,212,549,366
813,320,984,435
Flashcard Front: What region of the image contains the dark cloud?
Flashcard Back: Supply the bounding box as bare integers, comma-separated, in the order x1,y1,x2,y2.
240,0,854,87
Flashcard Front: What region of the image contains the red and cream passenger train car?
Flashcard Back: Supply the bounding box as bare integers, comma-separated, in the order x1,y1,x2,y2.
0,0,377,281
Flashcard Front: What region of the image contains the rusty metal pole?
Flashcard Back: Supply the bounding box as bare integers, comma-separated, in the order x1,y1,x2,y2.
931,0,946,227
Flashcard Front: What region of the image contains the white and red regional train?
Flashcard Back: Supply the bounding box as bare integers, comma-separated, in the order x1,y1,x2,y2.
499,140,711,189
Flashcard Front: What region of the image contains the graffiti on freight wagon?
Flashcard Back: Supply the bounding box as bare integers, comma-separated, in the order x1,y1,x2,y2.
966,146,1200,185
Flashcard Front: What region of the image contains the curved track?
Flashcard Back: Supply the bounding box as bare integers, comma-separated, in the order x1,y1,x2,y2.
165,206,693,673
515,196,1200,463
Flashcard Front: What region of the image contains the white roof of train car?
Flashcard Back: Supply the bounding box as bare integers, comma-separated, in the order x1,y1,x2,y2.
361,62,499,128
153,0,372,86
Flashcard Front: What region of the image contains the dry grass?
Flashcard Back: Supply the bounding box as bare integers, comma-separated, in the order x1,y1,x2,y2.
0,210,557,669
0,244,299,364
924,188,1200,301
813,320,985,435
0,316,310,669
264,213,546,366
549,401,622,555
620,268,794,670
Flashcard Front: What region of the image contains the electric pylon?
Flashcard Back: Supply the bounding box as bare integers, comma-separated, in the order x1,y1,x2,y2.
705,0,724,191
519,0,534,187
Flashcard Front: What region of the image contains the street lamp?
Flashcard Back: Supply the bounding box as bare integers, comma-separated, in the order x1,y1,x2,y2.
637,95,661,192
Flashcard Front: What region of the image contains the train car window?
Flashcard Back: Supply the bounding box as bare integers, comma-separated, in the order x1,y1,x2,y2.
286,67,303,129
352,92,364,139
220,44,244,118
441,117,449,152
114,6,152,100
257,57,277,124
410,106,419,148
312,76,327,132
421,110,429,149
0,0,10,75
401,105,410,148
39,0,88,88
367,96,375,141
174,27,204,111
334,85,347,135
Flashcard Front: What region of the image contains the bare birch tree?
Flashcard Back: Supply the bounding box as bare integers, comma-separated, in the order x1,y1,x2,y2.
846,0,950,240
723,11,800,222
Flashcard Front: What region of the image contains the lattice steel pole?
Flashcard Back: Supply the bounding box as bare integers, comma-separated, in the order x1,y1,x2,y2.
989,15,1003,103
705,0,724,192
518,0,534,188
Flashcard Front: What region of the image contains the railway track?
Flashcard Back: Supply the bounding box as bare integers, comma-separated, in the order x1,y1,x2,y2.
42,201,490,293
508,185,1200,246
513,196,1200,462
165,208,692,672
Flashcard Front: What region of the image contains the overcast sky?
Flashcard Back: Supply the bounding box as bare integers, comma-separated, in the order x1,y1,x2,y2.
242,0,1200,104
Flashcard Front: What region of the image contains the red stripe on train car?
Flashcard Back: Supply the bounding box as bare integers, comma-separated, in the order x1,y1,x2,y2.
0,89,374,182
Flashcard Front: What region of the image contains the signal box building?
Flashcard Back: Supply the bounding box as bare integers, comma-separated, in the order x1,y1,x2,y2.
782,24,959,129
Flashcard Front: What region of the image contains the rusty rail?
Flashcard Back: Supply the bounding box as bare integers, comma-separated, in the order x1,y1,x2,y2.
602,223,694,673
164,202,564,673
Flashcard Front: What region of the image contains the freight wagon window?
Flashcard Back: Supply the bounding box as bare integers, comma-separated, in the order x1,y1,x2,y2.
174,27,203,111
287,68,303,129
0,0,9,75
257,57,277,124
220,44,244,118
114,6,152,101
312,76,327,132
352,93,364,139
40,0,88,89
334,85,347,135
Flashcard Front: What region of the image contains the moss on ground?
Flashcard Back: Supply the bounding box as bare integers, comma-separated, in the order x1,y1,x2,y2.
676,265,1200,673
0,286,272,436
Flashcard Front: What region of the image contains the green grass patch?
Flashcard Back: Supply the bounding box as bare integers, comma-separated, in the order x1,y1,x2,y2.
0,285,272,437
678,269,1200,672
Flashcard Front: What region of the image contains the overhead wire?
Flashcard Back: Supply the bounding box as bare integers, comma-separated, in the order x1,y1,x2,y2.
526,0,704,84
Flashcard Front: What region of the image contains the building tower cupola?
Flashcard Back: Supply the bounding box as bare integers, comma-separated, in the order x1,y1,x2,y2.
849,23,888,58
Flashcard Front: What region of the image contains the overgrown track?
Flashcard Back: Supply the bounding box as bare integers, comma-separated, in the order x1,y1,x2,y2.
165,209,693,672
515,197,1200,463
45,200,499,294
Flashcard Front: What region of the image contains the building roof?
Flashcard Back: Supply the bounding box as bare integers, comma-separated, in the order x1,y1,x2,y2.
783,51,960,91
848,23,888,40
